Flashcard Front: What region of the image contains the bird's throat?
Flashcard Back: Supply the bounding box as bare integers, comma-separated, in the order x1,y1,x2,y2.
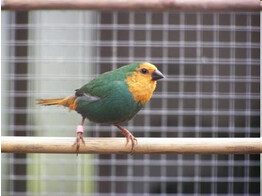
125,72,157,105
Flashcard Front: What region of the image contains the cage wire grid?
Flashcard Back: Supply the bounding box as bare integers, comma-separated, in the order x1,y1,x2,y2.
1,11,260,195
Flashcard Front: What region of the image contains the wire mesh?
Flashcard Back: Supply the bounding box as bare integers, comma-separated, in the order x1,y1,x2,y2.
1,11,260,195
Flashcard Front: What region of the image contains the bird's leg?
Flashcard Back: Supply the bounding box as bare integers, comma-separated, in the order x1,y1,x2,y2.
115,124,137,153
73,117,86,154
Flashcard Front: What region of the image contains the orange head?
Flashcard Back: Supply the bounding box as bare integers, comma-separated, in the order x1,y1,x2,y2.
125,62,164,105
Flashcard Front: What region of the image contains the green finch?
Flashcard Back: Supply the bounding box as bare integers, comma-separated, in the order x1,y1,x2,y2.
38,62,164,153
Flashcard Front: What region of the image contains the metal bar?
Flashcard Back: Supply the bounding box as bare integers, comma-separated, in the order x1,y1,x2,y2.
1,136,261,154
1,0,260,11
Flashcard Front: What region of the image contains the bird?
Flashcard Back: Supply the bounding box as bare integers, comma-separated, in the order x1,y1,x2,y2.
38,62,164,153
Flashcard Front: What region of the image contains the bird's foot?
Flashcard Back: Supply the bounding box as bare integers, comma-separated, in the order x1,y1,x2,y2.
73,125,85,155
125,132,137,154
115,125,137,153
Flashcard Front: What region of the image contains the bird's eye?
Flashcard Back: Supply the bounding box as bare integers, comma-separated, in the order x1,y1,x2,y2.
140,68,148,74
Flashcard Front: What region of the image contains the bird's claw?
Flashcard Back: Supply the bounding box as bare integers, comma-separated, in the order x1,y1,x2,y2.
125,134,137,154
115,124,138,154
73,133,85,155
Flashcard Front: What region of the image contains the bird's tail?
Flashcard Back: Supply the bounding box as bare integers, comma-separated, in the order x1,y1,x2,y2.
37,95,77,110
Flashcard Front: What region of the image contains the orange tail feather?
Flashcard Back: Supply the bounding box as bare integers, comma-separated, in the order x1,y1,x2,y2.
37,96,77,110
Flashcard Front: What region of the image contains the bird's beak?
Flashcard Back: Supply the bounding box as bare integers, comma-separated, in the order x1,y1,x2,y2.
152,70,165,81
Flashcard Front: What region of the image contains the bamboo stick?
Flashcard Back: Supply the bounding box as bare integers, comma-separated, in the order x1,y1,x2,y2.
1,0,260,11
1,136,261,154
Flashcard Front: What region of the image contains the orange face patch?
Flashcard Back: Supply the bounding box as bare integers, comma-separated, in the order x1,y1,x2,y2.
125,62,158,105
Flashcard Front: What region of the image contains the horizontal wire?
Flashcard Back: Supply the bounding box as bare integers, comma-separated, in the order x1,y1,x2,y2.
2,92,260,100
2,174,259,182
2,156,260,166
2,40,260,48
2,74,260,82
2,24,260,31
2,57,260,65
1,108,260,116
1,192,255,196
2,125,259,133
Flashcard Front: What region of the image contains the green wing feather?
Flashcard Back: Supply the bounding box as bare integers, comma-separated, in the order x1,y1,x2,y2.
75,62,140,98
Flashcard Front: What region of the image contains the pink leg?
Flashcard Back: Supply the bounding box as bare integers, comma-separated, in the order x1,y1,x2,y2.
73,117,85,154
115,124,137,153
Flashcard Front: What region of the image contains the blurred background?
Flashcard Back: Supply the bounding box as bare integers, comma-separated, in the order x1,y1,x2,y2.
1,11,260,195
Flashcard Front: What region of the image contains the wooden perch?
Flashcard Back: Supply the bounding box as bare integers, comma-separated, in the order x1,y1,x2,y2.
1,0,260,11
1,136,261,154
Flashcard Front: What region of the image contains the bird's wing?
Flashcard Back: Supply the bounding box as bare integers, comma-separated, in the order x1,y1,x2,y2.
75,77,126,101
75,92,101,102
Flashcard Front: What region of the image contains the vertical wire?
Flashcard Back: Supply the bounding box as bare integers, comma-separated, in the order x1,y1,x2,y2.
143,12,152,195
112,12,118,71
258,12,262,194
244,12,252,195
211,12,219,195
95,11,101,194
76,12,84,195
160,12,169,195
229,12,236,195
9,11,16,195
177,12,185,195
194,12,202,196
127,12,135,195
110,11,118,196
